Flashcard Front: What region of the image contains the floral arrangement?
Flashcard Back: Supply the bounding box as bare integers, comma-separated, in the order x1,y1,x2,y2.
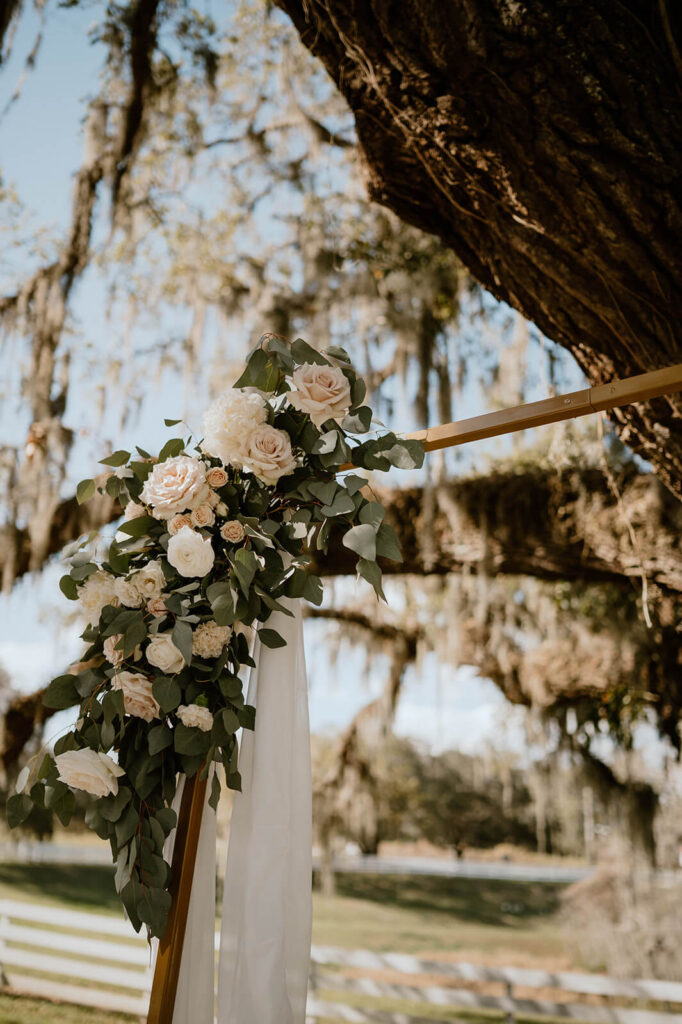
6,336,423,938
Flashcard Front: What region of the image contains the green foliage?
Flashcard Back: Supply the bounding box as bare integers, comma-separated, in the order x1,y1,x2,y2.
8,337,422,941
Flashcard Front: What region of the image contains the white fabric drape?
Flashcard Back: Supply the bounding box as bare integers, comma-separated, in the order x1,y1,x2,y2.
154,772,217,1024
217,601,312,1024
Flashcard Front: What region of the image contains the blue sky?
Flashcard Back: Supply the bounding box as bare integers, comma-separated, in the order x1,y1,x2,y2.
0,2,580,760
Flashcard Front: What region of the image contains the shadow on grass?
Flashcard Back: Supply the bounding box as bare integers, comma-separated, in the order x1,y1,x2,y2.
0,863,119,914
314,871,564,928
0,863,564,933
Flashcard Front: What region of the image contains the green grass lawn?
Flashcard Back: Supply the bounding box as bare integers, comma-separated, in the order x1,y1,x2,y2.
0,993,135,1024
0,864,571,1024
313,871,567,959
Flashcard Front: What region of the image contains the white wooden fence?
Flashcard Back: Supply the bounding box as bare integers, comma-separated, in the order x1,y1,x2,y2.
0,899,681,1023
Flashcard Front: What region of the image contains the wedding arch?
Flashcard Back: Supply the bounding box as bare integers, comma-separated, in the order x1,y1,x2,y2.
7,338,682,1024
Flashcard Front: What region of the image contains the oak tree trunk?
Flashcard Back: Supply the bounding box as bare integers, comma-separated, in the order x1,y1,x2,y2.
275,0,682,495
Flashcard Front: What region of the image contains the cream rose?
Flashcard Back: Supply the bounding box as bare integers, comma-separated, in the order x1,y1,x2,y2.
167,527,215,577
78,571,118,624
114,576,143,608
124,501,147,521
215,502,228,517
103,634,125,667
55,749,125,798
177,704,213,731
168,513,193,535
243,425,298,485
206,466,228,488
220,520,245,544
201,390,268,468
147,595,167,616
140,455,210,519
286,363,351,428
146,633,186,674
192,621,232,659
191,503,215,528
131,559,166,600
112,671,160,722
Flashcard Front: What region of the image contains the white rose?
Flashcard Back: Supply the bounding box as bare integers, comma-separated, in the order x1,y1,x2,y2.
112,671,160,722
206,466,228,488
168,513,193,535
177,704,213,732
243,425,298,486
124,501,147,521
147,595,167,616
78,571,118,624
220,519,245,543
55,749,125,798
103,634,125,667
140,455,210,519
167,527,215,577
192,621,232,659
191,503,215,528
201,390,268,469
131,559,166,600
146,633,186,674
114,576,143,608
286,363,352,428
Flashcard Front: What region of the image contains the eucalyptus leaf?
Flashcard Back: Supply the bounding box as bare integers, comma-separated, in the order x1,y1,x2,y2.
99,450,131,467
291,338,329,365
43,674,80,710
59,574,79,600
357,557,386,600
7,794,33,829
208,772,222,811
376,522,402,561
76,479,95,504
308,480,338,504
342,406,372,433
258,628,287,649
148,724,173,755
117,515,157,537
152,676,182,713
158,437,185,462
172,620,193,666
342,523,377,561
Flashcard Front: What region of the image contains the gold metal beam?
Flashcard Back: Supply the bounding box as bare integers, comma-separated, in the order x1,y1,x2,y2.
406,363,682,453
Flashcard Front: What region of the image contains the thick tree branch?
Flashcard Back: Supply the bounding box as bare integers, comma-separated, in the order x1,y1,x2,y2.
4,465,682,595
275,0,682,497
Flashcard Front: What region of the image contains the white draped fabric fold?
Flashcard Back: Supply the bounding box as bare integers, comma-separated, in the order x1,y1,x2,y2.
217,600,312,1024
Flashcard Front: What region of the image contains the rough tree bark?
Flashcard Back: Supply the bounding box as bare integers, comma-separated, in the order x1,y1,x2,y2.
3,465,682,593
275,0,682,496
